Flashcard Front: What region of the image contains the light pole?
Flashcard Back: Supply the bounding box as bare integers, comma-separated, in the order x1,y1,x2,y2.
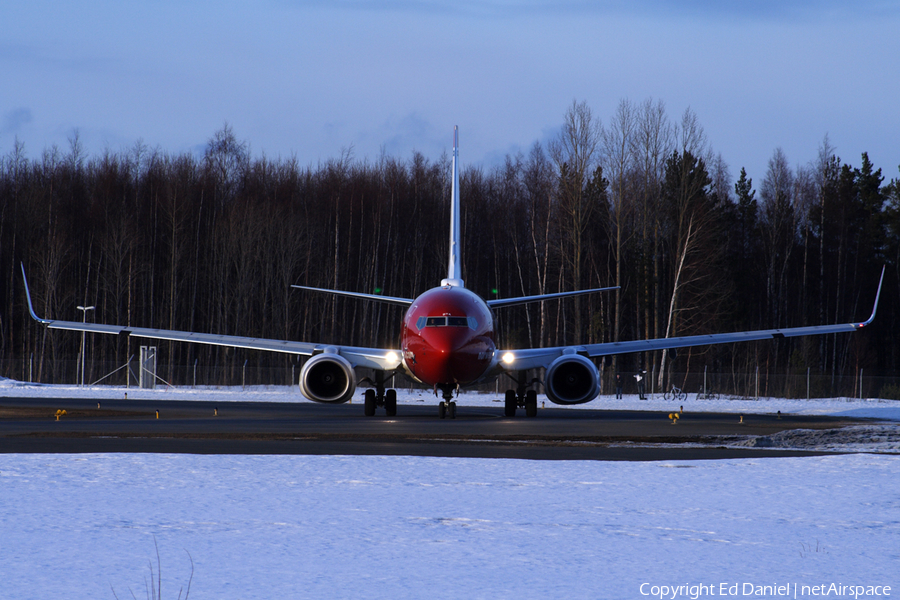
76,305,95,387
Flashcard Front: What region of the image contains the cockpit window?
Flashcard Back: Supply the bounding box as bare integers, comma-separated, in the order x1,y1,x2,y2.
416,316,477,330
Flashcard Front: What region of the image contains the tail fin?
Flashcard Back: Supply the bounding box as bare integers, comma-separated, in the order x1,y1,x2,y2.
442,126,464,288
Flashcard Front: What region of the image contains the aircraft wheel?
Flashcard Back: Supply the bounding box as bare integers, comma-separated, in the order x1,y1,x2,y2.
525,390,538,418
364,389,376,417
385,389,397,416
438,401,447,419
504,389,517,418
449,401,457,419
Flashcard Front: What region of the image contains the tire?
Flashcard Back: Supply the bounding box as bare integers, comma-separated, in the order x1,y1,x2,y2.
504,389,517,418
364,389,376,417
525,390,537,418
385,389,397,416
449,401,457,419
438,401,446,419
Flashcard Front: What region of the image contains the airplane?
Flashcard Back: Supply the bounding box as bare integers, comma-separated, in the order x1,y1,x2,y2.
22,127,884,419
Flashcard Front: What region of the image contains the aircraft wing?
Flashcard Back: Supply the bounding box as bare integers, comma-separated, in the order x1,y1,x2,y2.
291,285,414,306
499,266,884,371
21,265,402,371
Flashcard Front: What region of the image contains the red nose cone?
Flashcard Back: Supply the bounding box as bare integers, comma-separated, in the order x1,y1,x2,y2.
418,328,471,383
407,328,490,386
427,327,469,354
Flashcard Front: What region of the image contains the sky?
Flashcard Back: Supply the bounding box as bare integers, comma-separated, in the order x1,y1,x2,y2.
2,0,899,186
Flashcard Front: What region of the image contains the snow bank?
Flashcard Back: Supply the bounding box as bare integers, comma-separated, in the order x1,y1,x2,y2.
1,453,897,599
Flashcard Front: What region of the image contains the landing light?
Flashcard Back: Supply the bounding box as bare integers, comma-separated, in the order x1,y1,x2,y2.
502,352,515,365
386,351,399,363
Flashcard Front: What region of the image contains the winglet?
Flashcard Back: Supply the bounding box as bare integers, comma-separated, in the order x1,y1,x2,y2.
442,126,464,288
855,265,885,328
20,263,51,325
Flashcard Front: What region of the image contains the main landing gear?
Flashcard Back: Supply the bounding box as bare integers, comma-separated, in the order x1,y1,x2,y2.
504,371,540,418
361,371,397,417
437,384,458,419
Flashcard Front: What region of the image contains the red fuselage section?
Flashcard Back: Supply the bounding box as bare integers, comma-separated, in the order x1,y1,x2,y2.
400,285,495,388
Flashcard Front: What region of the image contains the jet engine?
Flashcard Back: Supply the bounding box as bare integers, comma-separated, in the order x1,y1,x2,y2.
544,353,600,405
299,353,357,404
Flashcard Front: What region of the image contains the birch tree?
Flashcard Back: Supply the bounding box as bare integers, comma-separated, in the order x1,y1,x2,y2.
549,100,604,344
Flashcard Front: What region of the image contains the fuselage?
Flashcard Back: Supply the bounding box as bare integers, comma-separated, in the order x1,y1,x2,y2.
400,284,495,388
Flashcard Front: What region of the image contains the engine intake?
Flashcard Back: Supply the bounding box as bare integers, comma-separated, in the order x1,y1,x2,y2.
545,354,600,405
299,353,357,404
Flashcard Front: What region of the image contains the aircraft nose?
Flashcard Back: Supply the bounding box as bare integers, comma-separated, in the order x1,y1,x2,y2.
417,329,480,383
428,329,469,354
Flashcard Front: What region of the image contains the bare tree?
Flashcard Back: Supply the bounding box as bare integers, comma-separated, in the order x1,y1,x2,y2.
204,123,249,206
793,163,816,326
549,100,604,344
524,142,556,346
678,107,708,160
632,98,674,372
759,148,795,327
602,99,637,351
656,149,724,390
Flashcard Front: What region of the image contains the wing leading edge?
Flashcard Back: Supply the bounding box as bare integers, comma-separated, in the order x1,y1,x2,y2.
290,284,414,306
486,286,619,308
21,264,402,371
500,266,885,372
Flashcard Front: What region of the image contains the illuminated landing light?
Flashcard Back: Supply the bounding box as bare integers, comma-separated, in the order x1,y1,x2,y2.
502,352,515,365
385,351,401,367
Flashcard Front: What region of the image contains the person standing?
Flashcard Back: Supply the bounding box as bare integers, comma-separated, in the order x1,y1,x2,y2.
615,372,623,399
634,371,646,400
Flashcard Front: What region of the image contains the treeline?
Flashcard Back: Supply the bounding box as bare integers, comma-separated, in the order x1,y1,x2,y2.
1,99,898,387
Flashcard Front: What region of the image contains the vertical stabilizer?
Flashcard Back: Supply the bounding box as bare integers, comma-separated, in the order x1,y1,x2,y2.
442,126,464,287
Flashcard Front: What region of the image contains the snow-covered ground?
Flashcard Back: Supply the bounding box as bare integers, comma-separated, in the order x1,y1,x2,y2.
1,454,897,599
2,379,899,598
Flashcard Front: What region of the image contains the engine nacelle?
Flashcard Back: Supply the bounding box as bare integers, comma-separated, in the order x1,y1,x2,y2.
299,353,357,404
545,353,600,405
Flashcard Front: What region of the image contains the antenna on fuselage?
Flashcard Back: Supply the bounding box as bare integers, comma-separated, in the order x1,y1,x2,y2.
442,126,464,289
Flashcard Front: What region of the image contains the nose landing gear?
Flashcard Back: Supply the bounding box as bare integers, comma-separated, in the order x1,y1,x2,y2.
437,384,458,419
438,400,457,419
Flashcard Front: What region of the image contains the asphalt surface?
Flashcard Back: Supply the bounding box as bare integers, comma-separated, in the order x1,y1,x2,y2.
0,396,865,461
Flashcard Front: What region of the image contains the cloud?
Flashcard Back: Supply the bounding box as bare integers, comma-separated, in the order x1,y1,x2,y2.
379,113,441,153
1,108,34,135
342,112,446,163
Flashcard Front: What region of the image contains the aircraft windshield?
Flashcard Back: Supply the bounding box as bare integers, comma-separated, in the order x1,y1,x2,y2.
416,316,478,330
